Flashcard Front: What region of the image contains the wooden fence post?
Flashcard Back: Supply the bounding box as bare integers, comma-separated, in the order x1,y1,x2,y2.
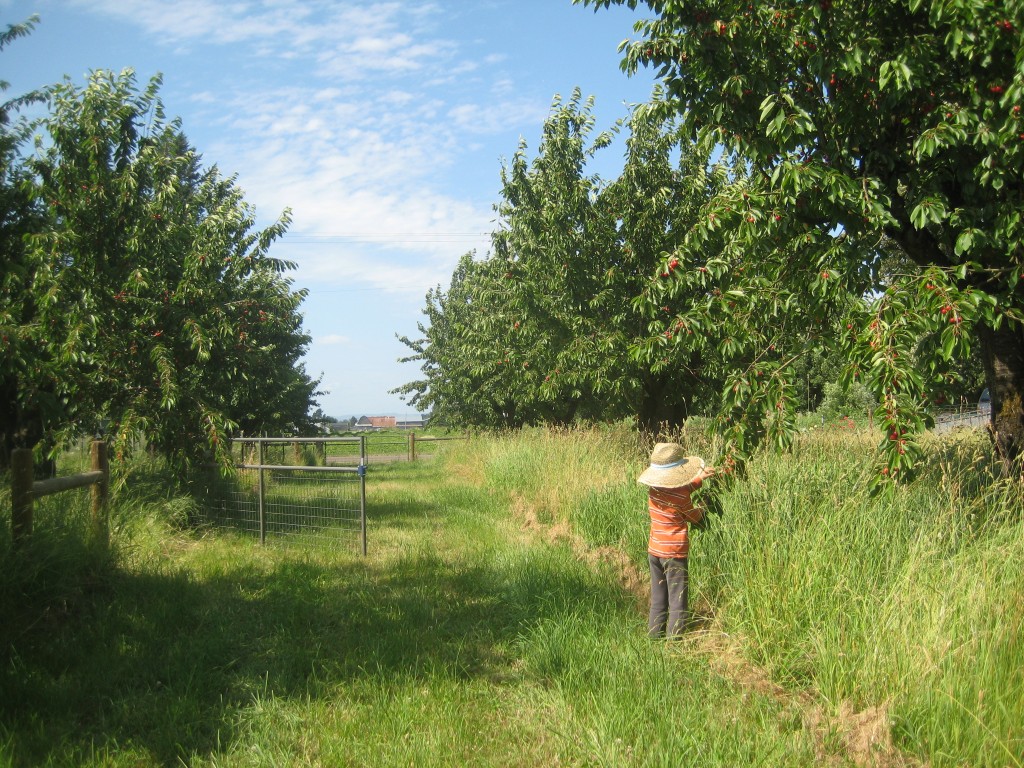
409,432,416,462
90,440,109,548
11,448,34,545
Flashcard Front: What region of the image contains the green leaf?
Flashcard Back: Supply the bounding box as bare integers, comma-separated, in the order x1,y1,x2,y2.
954,229,975,255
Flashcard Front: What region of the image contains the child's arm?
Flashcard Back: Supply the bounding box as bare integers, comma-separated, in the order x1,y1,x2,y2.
687,466,716,523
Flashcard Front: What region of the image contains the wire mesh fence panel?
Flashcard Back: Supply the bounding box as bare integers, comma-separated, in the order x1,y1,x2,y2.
195,438,366,551
262,468,363,542
197,469,261,535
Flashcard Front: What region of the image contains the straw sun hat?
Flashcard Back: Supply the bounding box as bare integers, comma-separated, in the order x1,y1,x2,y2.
637,442,705,488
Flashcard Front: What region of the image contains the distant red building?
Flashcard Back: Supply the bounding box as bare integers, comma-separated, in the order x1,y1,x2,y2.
354,415,397,430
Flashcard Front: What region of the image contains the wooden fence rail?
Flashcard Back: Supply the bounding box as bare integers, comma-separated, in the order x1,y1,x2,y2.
10,441,109,547
408,434,465,462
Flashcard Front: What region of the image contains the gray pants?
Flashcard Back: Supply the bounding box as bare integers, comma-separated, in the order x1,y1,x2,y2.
648,555,688,638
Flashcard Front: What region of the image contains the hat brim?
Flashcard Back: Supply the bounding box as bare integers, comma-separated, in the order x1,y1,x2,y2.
637,456,705,488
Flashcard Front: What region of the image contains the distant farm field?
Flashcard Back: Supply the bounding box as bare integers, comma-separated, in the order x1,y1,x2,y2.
1,424,1021,767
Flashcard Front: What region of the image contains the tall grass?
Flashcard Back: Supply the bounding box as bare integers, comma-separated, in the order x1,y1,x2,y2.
3,425,1020,766
700,429,1023,768
444,423,1024,767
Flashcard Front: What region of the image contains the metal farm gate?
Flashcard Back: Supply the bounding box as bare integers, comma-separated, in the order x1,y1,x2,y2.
196,437,367,552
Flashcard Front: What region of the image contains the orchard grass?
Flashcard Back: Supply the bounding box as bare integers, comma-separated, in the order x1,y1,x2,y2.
1,440,815,767
452,422,1022,768
1,422,1020,766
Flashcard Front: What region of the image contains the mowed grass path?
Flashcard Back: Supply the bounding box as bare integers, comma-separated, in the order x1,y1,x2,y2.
2,455,821,767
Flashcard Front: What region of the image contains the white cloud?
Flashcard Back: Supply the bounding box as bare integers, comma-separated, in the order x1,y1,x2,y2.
66,0,548,298
448,97,547,135
317,334,351,346
72,0,457,81
180,72,501,293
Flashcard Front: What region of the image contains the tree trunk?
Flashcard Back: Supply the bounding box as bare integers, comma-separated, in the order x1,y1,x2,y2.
0,383,47,473
636,371,689,431
976,321,1024,475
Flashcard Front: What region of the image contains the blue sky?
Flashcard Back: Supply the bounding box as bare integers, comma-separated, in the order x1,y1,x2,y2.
5,0,657,420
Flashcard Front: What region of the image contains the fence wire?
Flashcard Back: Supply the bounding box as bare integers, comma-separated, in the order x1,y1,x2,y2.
195,438,366,551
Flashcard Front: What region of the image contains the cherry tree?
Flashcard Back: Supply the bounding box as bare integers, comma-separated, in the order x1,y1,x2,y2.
22,69,319,472
397,90,736,429
582,0,1024,476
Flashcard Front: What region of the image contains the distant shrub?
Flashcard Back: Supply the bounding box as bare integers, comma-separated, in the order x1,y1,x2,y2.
816,379,876,424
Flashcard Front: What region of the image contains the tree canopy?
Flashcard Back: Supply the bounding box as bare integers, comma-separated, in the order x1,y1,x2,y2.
395,90,746,430
577,0,1024,478
1,40,320,473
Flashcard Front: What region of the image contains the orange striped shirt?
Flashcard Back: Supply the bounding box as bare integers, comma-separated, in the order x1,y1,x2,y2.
647,478,704,558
